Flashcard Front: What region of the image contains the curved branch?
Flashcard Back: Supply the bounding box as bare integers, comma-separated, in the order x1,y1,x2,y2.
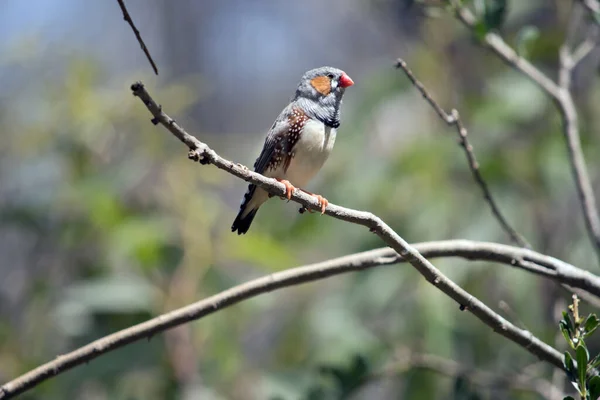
0,84,566,398
450,1,600,264
395,58,530,248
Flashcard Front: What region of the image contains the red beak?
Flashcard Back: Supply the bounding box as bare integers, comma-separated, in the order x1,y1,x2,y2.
339,72,354,88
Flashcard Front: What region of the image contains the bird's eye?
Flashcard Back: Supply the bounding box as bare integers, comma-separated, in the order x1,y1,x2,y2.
327,73,335,79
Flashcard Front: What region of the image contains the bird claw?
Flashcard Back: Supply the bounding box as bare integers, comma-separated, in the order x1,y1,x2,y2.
297,188,328,214
312,194,328,214
276,179,295,201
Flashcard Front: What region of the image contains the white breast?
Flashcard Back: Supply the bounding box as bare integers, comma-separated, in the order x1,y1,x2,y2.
285,119,336,188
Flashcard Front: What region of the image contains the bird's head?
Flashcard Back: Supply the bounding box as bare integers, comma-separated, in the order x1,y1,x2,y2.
293,66,354,128
295,66,354,101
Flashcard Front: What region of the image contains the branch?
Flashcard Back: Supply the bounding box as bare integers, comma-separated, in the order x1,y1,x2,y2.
116,0,159,75
371,240,600,297
449,1,600,265
372,348,566,400
0,242,574,399
0,84,567,398
395,58,530,248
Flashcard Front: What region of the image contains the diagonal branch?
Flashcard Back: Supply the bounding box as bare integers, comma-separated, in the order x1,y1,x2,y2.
116,0,159,75
449,1,600,265
396,58,530,248
0,239,575,399
0,84,567,399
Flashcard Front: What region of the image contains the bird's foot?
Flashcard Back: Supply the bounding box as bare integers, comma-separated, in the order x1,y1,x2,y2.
276,179,295,201
312,194,329,214
299,189,328,214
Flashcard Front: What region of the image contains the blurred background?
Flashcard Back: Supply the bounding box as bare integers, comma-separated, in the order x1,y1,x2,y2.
1,0,599,398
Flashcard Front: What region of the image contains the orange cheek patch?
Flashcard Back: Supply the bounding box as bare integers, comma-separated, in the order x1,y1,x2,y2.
310,76,331,96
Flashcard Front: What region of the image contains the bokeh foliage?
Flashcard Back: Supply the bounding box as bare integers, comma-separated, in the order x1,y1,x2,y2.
1,0,600,398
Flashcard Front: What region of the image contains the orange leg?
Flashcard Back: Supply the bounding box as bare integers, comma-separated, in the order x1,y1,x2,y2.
276,179,296,201
300,189,329,214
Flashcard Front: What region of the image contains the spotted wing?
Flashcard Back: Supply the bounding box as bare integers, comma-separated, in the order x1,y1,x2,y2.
231,107,308,234
253,107,308,175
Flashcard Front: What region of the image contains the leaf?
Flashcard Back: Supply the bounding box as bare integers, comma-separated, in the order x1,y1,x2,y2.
483,0,508,32
577,345,590,388
591,353,600,369
560,320,573,348
319,366,347,389
473,20,489,41
516,26,539,58
564,351,577,382
585,314,599,337
350,355,368,381
589,375,600,400
564,311,576,335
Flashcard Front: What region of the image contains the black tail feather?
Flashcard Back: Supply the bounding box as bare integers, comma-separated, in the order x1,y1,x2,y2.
232,184,260,234
231,208,258,235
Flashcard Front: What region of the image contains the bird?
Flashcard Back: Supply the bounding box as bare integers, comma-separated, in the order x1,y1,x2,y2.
231,66,354,235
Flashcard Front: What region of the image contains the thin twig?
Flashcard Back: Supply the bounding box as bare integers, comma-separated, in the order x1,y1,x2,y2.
396,58,530,248
116,0,159,75
0,239,576,399
449,0,600,265
0,84,567,399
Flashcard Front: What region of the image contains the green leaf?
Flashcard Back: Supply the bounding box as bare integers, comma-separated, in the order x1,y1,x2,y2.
560,320,573,347
350,355,368,380
564,311,576,334
483,0,508,32
577,345,590,388
590,353,600,369
473,20,489,41
319,365,348,389
516,26,539,58
565,351,577,382
585,314,599,337
589,376,600,399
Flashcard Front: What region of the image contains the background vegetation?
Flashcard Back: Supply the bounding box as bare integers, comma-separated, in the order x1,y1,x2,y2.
1,0,599,398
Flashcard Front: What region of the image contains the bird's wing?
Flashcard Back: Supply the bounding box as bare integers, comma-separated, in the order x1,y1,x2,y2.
253,106,307,175
232,106,308,233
